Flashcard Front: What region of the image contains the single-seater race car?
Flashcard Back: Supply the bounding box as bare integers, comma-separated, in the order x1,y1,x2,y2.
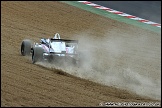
21,33,79,65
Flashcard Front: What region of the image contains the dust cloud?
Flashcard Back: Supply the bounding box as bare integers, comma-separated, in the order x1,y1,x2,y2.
36,30,161,100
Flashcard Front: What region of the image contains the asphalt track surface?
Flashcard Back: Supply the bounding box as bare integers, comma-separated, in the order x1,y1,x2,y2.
1,1,161,107
91,1,161,24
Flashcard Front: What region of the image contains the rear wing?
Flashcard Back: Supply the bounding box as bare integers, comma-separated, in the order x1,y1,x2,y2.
51,33,78,43
48,38,79,54
50,38,78,43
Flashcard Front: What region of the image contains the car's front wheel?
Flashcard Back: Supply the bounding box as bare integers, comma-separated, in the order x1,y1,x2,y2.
32,47,44,64
21,39,32,56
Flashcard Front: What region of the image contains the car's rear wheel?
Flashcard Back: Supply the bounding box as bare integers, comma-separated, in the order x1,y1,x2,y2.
32,47,44,64
21,39,32,56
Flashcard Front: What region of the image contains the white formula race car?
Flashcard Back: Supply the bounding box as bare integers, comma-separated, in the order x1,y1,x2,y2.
21,33,79,65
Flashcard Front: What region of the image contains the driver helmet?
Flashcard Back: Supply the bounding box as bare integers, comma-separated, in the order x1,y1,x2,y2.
40,38,46,44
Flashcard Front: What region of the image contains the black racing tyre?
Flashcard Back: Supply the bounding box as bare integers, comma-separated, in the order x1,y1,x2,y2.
32,47,44,64
21,39,32,56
